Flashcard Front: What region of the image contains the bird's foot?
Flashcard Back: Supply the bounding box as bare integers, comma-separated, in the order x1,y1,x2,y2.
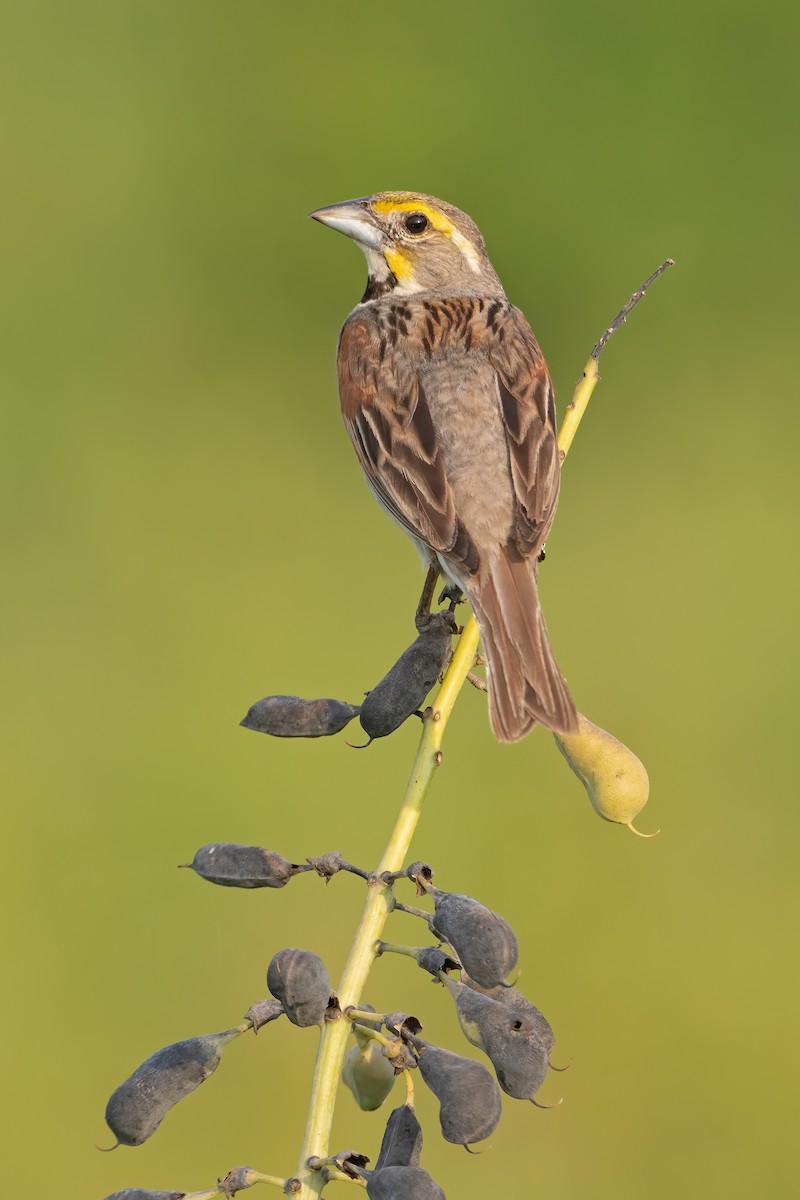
438,583,465,610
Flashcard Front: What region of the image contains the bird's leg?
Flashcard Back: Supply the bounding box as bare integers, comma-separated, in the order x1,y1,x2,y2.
415,564,440,630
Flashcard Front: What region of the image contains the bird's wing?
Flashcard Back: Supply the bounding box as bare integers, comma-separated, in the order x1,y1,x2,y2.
337,301,560,573
338,312,480,576
488,304,562,560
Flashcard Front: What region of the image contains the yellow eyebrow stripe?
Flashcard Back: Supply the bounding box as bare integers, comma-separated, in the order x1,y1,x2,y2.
372,198,453,233
372,198,482,274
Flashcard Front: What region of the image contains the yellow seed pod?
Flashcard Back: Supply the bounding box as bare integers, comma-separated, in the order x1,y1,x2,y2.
553,713,659,837
342,1038,396,1111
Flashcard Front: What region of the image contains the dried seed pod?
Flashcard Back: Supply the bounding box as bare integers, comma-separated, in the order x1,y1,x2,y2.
375,1104,423,1170
366,1166,446,1200
441,975,549,1101
104,1028,242,1147
103,1192,219,1200
241,695,360,737
429,889,518,988
553,713,658,836
357,612,456,744
182,844,308,889
415,1042,502,1147
244,998,284,1032
461,972,555,1054
267,948,332,1027
102,1194,180,1200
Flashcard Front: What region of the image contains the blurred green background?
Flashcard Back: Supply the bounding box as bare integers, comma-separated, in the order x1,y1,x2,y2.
2,1,797,1196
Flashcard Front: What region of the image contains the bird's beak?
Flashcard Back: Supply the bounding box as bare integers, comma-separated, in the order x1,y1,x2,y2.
309,199,384,250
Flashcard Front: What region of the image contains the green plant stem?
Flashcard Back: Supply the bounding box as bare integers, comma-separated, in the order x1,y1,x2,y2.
288,326,595,1195
288,616,481,1197
347,1008,389,1026
283,262,674,1196
558,354,600,462
346,1022,392,1049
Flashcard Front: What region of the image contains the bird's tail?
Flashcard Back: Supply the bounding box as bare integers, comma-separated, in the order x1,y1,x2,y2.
469,554,578,742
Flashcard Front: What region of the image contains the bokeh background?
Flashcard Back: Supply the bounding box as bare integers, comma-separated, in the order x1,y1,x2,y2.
2,1,797,1196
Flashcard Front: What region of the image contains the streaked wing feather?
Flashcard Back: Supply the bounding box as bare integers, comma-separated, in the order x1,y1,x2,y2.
490,308,561,558
338,315,477,572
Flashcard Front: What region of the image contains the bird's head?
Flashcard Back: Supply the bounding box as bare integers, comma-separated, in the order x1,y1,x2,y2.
310,191,503,301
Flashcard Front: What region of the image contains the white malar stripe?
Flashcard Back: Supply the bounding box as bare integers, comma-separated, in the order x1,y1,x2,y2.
362,245,391,278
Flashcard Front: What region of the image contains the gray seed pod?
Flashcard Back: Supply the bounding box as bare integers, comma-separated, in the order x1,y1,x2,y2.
267,948,332,1027
461,971,555,1054
416,1043,502,1147
366,1166,446,1200
183,844,307,889
103,1192,219,1200
358,613,455,743
443,976,548,1100
430,889,518,988
104,1028,242,1147
102,1193,185,1200
241,695,360,737
375,1104,423,1170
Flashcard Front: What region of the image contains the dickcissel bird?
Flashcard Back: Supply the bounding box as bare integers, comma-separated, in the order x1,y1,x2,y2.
311,191,578,742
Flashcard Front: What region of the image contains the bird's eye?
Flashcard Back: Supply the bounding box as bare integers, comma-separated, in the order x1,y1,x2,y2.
404,212,429,235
